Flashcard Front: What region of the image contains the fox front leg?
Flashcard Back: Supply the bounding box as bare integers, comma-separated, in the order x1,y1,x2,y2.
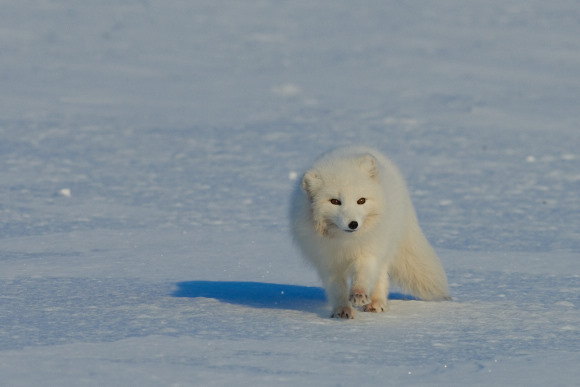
323,275,355,319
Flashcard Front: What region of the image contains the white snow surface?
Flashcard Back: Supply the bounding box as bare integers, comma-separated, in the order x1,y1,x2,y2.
1,0,579,385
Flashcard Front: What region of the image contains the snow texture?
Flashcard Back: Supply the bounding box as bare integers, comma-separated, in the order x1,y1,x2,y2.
1,0,579,385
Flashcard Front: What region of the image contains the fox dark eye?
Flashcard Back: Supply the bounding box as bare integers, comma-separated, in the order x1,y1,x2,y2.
330,199,341,205
357,198,366,205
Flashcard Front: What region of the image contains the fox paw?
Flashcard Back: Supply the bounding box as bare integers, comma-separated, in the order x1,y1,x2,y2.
363,300,387,313
349,288,370,306
331,306,355,319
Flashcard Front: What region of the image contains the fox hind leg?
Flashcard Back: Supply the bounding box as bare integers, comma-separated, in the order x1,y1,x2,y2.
349,286,371,306
363,263,389,313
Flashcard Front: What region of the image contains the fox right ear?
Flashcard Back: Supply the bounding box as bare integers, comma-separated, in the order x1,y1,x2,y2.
301,170,322,198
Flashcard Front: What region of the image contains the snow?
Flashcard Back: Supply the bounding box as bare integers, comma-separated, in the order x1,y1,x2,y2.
1,0,579,385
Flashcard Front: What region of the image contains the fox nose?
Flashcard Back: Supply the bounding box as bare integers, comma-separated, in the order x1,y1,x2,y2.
348,221,358,230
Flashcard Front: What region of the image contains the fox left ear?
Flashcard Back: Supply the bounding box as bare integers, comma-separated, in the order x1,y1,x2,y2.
359,153,378,179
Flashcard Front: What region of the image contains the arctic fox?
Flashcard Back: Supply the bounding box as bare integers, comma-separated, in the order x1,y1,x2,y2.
290,146,450,319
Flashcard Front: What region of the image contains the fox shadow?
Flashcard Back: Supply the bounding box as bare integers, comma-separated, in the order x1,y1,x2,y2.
172,281,416,314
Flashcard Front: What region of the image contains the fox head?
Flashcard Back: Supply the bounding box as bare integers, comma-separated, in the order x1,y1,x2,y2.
301,153,382,236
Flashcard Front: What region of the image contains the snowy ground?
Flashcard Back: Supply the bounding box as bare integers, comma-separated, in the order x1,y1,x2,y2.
1,0,579,385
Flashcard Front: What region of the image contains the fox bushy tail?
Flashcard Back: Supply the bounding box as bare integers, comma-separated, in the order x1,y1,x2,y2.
389,221,450,301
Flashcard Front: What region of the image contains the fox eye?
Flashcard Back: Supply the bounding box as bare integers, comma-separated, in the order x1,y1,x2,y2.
330,199,341,205
357,198,366,205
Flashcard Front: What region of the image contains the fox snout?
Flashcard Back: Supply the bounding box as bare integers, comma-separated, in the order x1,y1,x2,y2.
338,217,361,233
333,207,365,233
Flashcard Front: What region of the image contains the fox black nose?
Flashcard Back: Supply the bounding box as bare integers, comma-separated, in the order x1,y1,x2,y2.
348,221,358,230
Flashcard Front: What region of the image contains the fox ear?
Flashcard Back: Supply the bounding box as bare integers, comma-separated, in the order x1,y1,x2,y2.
301,170,322,198
359,153,378,178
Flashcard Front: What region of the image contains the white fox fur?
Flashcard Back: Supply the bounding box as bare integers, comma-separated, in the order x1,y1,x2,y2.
290,146,450,319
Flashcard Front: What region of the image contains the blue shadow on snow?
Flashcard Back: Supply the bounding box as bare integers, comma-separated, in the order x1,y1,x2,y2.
172,281,416,312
